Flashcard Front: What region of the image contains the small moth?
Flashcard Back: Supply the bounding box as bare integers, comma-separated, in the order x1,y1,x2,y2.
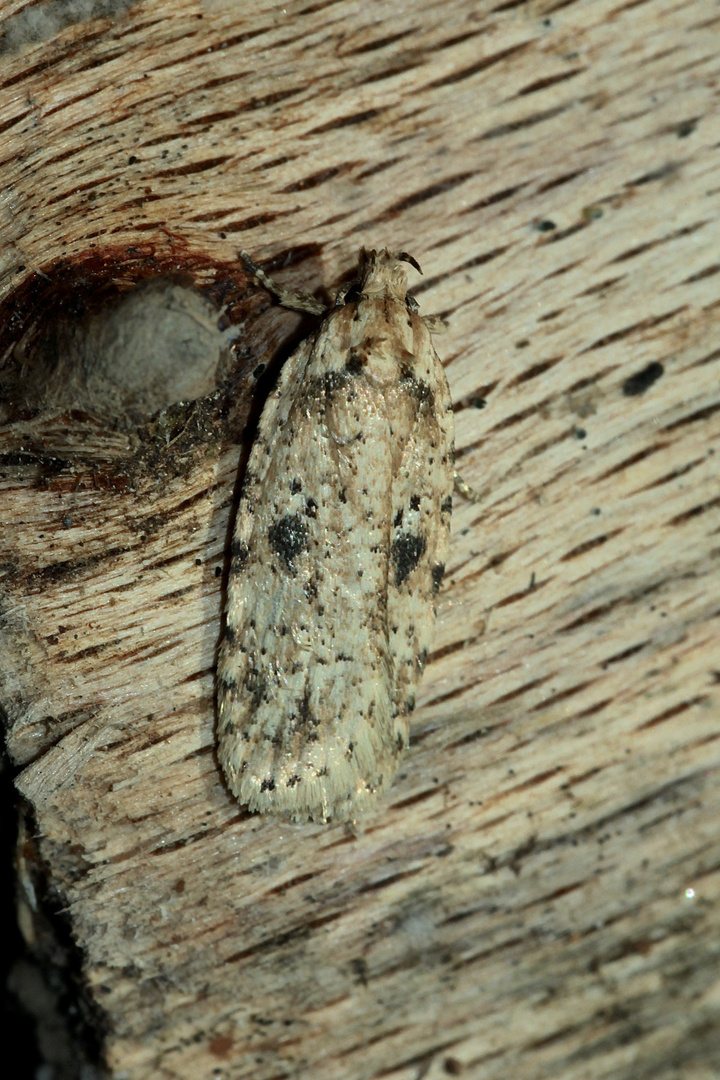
217,249,454,822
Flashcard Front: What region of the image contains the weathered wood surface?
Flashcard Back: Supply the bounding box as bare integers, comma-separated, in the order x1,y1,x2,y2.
1,0,719,1077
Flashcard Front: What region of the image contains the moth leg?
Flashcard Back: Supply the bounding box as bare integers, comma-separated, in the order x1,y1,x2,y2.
454,470,486,504
240,250,326,316
402,292,448,334
334,281,356,307
422,313,449,334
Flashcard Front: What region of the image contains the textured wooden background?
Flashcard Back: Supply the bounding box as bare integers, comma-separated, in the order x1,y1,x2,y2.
1,1,719,1078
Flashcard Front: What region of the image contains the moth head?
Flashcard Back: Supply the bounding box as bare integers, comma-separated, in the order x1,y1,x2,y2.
358,248,423,302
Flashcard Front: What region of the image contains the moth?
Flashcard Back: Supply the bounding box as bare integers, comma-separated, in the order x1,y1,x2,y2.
216,249,454,822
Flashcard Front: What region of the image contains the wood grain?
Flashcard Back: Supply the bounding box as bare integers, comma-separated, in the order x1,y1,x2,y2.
1,1,719,1077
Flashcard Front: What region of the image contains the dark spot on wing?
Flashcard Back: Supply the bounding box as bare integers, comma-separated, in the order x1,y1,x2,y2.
268,513,309,569
260,777,276,792
318,370,353,400
217,674,239,696
345,347,367,374
392,531,427,586
400,370,434,406
432,562,445,593
290,477,302,494
441,494,453,514
294,689,319,732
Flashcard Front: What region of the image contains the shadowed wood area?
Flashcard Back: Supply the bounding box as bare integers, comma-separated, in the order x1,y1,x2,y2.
1,0,719,1077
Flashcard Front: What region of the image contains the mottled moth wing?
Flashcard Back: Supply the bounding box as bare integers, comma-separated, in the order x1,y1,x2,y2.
217,251,454,822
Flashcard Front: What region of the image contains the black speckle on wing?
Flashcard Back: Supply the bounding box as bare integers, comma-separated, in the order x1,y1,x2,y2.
243,664,267,707
230,540,249,571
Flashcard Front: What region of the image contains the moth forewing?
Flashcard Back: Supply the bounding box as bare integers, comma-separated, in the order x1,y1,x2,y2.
217,250,455,822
